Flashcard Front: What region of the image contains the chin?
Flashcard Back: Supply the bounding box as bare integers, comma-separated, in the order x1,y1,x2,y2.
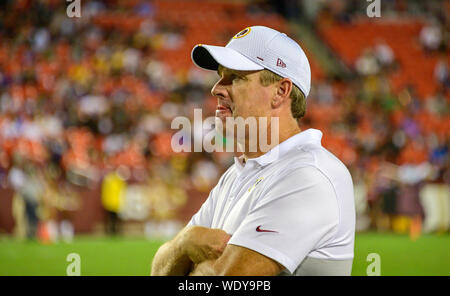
215,116,238,143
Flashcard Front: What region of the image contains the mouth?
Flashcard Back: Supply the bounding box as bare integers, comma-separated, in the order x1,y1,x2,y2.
217,105,231,111
216,102,233,118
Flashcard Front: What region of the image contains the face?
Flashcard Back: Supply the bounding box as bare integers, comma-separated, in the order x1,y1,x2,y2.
211,66,275,142
211,66,275,150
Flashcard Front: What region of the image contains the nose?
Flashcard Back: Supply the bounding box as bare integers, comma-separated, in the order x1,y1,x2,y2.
211,78,228,99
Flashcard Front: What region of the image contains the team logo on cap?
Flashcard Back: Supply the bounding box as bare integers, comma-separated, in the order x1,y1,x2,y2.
233,27,251,39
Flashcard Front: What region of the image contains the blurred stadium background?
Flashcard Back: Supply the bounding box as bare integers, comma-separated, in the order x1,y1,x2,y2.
0,0,449,276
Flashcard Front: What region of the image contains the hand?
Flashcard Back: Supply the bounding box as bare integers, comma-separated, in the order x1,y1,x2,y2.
180,226,231,264
188,260,215,276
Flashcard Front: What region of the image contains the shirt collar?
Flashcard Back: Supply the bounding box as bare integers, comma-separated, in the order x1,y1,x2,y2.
233,128,323,171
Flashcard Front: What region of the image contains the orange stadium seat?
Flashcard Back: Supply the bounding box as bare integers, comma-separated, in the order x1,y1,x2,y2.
319,19,448,100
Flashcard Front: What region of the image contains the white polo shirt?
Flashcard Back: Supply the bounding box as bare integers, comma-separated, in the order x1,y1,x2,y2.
188,129,355,275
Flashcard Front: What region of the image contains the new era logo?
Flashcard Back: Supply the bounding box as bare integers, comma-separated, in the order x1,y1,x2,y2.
276,58,286,68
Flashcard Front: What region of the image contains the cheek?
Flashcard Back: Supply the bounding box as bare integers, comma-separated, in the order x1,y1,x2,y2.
233,84,270,118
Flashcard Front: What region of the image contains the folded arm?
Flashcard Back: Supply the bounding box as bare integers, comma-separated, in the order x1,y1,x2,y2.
151,226,230,276
150,234,192,276
189,244,284,276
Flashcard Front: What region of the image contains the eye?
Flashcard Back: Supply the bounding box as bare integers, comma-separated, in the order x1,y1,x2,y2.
231,74,242,81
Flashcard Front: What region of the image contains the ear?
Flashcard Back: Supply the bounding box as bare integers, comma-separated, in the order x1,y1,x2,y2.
271,78,293,108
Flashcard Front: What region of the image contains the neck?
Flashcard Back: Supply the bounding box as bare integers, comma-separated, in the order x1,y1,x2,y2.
240,119,301,161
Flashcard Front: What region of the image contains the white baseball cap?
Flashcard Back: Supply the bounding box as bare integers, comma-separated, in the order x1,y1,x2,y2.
191,26,311,97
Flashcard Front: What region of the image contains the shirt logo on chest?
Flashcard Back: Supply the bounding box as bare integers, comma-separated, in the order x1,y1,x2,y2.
248,177,264,193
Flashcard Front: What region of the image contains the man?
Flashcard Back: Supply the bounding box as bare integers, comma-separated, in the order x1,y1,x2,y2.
151,26,355,276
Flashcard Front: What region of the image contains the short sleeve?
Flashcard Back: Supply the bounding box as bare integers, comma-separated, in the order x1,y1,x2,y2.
227,166,339,274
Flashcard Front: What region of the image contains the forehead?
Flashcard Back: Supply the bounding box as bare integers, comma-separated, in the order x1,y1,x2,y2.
217,65,259,77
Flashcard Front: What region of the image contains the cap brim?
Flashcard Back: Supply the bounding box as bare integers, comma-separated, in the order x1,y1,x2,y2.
191,44,264,72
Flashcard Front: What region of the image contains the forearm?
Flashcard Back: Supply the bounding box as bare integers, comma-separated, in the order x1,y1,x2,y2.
189,244,284,276
151,225,230,276
151,236,192,276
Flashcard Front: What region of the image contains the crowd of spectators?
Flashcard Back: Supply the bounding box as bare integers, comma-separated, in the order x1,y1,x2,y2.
0,0,448,239
312,0,449,234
